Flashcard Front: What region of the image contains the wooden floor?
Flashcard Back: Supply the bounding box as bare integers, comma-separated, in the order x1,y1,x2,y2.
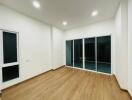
2,67,132,100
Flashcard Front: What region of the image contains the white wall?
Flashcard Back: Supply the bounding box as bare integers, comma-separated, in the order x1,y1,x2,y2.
114,0,128,90
65,19,115,73
65,19,114,40
52,27,64,69
0,5,64,90
128,0,132,96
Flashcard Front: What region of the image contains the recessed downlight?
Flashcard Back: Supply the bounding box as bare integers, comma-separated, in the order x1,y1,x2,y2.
33,0,40,9
62,21,68,26
92,10,98,17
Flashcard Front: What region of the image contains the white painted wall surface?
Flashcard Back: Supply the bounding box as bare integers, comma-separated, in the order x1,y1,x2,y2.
114,0,128,90
128,0,132,96
0,5,52,89
65,19,114,40
52,27,64,69
64,19,115,73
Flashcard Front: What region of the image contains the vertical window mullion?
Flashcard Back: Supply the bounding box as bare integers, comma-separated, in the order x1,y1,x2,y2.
73,40,74,67
95,37,97,71
83,39,85,69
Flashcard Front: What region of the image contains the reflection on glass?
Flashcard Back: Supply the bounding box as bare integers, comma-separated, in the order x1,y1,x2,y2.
74,39,83,68
85,38,96,70
97,36,111,73
66,40,73,66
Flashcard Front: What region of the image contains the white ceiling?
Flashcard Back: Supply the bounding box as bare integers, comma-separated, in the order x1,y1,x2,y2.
0,0,120,30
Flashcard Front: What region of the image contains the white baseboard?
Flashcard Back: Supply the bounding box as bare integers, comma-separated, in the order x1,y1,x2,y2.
113,74,132,98
52,65,65,70
65,66,112,76
114,74,128,90
128,89,132,97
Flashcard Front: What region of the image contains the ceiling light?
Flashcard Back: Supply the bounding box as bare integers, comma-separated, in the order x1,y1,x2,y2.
33,0,40,9
92,10,98,17
62,21,68,26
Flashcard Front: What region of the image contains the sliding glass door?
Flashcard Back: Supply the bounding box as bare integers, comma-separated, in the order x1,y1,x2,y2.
66,35,111,74
74,39,83,68
84,38,96,71
97,36,111,73
66,40,73,66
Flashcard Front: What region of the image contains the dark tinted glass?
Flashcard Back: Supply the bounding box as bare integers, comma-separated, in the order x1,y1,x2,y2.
74,39,83,68
2,65,19,82
66,40,73,66
3,32,17,63
85,38,96,70
97,36,111,73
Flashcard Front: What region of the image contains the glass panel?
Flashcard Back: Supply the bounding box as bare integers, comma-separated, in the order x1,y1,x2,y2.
66,40,73,66
3,32,17,64
85,38,96,70
97,36,111,73
74,39,83,68
2,65,19,82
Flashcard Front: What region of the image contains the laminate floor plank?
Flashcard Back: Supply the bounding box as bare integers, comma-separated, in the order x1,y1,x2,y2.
2,67,132,100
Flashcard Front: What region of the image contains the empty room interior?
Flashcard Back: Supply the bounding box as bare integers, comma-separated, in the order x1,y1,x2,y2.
0,0,132,100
